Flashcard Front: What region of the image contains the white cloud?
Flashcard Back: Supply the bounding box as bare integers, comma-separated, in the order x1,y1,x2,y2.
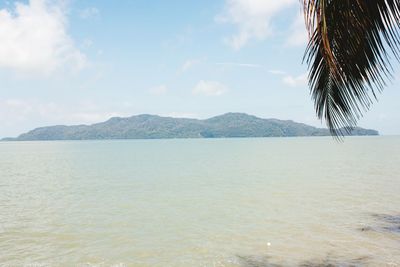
79,7,100,19
286,13,308,47
178,58,202,73
0,99,65,127
0,98,128,137
0,0,86,74
192,80,228,96
217,0,296,49
162,112,198,119
149,84,168,95
0,99,33,122
283,72,308,87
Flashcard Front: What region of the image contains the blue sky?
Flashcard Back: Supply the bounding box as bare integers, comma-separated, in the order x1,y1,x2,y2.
0,0,399,137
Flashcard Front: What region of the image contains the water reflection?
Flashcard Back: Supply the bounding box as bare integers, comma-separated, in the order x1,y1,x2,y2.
237,254,370,267
360,213,400,234
373,214,400,233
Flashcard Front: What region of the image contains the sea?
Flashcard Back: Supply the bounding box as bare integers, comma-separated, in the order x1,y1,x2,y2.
0,136,399,266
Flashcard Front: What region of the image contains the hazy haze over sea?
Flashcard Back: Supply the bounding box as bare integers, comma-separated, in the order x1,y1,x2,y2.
1,137,399,266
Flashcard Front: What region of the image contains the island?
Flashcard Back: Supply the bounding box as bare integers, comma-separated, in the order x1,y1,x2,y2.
2,113,379,141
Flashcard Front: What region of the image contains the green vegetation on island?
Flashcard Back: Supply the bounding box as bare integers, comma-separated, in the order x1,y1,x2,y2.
2,113,379,141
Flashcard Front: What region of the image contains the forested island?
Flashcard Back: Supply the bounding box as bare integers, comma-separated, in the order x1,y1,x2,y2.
2,113,378,141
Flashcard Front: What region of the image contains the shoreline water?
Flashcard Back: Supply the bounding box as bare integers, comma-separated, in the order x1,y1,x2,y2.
1,136,399,266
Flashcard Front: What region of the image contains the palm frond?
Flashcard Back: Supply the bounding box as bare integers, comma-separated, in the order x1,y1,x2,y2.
303,0,400,136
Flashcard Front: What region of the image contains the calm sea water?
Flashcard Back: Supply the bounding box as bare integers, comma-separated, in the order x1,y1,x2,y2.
1,137,399,266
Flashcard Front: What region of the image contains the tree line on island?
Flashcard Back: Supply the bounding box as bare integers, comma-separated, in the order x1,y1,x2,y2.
2,113,378,141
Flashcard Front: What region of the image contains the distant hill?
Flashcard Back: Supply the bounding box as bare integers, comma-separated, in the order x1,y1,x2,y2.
2,113,379,141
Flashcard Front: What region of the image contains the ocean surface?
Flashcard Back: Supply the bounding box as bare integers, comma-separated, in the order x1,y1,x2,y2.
0,136,399,266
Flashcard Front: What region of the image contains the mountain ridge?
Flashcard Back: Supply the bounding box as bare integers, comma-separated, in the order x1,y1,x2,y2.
2,113,379,141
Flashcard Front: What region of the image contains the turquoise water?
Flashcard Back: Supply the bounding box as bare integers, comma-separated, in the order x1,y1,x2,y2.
0,137,399,266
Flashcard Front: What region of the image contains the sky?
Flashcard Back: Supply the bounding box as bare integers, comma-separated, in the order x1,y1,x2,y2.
1,0,400,138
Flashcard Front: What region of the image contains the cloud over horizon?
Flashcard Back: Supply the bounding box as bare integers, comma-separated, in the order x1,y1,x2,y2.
283,72,308,87
192,80,228,96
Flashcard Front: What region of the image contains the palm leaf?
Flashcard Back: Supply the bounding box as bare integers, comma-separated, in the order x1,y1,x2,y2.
303,0,400,136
